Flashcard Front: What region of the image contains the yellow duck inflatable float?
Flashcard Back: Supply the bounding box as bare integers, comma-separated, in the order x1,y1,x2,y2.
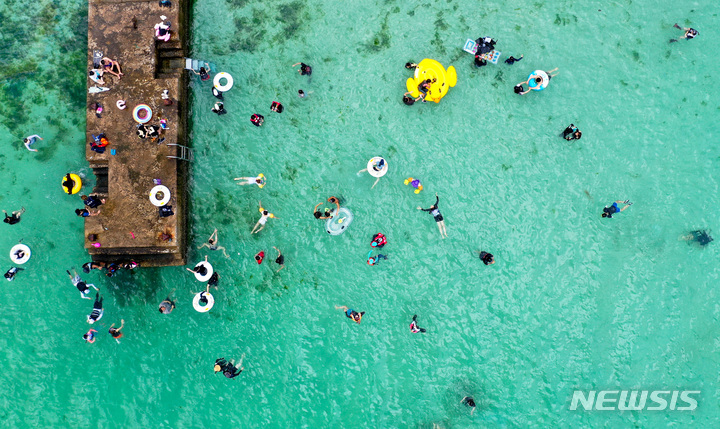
406,59,457,103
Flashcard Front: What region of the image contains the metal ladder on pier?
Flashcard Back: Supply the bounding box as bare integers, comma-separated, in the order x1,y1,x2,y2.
166,144,193,162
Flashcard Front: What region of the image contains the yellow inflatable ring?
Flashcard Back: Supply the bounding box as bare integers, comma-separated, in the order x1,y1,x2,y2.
405,59,457,103
257,173,266,188
62,174,82,195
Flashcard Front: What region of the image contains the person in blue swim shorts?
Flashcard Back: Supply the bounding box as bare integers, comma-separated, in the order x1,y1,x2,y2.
602,200,632,218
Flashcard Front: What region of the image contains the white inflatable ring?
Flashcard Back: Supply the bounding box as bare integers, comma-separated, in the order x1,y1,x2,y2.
213,72,233,92
193,292,215,312
133,104,152,123
10,244,31,264
367,157,388,178
529,70,549,91
149,185,171,207
116,100,127,110
193,261,213,282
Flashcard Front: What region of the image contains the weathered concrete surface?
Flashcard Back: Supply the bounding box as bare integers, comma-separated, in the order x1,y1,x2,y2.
85,0,189,266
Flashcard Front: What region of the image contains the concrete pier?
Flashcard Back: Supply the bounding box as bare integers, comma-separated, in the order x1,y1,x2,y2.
84,0,190,266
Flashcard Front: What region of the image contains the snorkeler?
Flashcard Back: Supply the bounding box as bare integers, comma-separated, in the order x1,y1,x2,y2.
562,124,582,141
273,246,285,273
417,193,448,239
23,135,42,152
87,293,104,324
4,267,23,281
109,319,125,344
214,354,245,379
292,62,312,76
251,201,277,234
504,55,523,65
271,101,284,113
670,24,698,42
367,251,388,266
250,114,264,127
197,229,229,258
212,102,227,115
601,200,632,218
159,291,176,314
83,329,97,343
67,269,98,299
478,251,495,265
313,203,332,220
234,175,266,187
681,230,714,247
409,315,426,333
336,306,365,324
3,207,25,225
461,396,477,416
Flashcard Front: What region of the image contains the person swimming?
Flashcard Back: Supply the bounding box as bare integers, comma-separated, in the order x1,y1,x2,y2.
461,396,477,416
336,306,364,324
212,87,223,100
159,296,175,314
4,267,23,281
87,293,104,324
109,319,125,343
670,24,698,42
682,230,714,246
83,329,97,343
313,203,332,219
62,174,75,194
292,62,312,76
402,93,415,106
271,101,284,113
405,62,418,69
478,251,495,265
504,55,523,65
562,124,582,141
208,272,219,287
212,102,227,115
273,247,285,273
250,114,264,127
367,251,388,266
409,315,426,333
214,356,244,379
3,208,25,225
601,200,631,218
417,193,448,239
371,233,387,248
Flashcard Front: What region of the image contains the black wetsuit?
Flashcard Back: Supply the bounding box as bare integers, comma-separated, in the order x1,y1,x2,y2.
421,196,443,222
4,267,22,281
275,254,284,265
299,63,312,76
208,272,219,287
3,213,20,225
504,56,522,65
480,252,494,265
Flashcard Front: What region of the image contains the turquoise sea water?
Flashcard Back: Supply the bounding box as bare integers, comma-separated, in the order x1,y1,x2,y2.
1,0,719,427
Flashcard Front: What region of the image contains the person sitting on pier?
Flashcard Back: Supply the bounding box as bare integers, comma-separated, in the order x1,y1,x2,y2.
154,21,171,42
100,57,123,79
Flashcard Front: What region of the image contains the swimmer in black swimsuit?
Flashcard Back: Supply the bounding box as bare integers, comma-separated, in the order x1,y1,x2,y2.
405,62,418,69
186,256,210,276
504,54,523,65
681,230,713,247
3,207,25,225
197,229,229,258
4,267,23,281
212,102,226,115
273,246,285,273
417,193,448,239
478,251,495,265
670,24,698,42
214,355,245,379
461,396,477,416
313,203,332,220
562,124,582,141
292,62,312,76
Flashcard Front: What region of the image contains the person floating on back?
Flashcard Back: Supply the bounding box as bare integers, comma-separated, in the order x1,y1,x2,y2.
251,200,277,234
561,124,582,141
601,200,632,218
670,23,698,43
417,193,448,239
87,293,104,324
409,315,426,333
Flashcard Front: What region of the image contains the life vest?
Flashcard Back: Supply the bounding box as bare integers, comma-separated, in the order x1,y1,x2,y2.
371,233,387,248
255,251,265,264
